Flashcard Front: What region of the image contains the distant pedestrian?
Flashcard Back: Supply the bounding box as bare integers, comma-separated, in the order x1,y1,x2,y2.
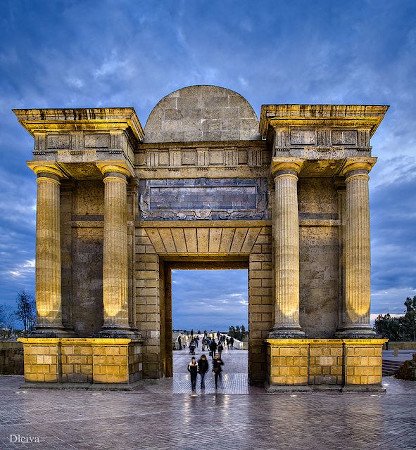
217,341,224,358
230,337,234,349
198,354,209,389
188,357,198,394
209,339,217,359
178,336,182,350
212,353,224,389
226,337,230,350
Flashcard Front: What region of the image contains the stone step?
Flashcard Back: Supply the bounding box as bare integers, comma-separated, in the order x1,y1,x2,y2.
382,359,403,376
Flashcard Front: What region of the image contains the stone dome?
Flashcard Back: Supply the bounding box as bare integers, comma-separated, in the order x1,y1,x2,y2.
143,85,260,143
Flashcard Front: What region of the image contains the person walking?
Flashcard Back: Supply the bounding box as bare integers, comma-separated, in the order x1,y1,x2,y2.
209,339,217,359
212,353,224,389
230,337,234,349
178,335,182,350
217,341,224,358
197,354,209,390
188,356,198,395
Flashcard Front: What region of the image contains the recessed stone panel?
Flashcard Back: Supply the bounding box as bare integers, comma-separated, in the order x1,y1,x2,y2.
331,130,357,145
290,129,316,145
47,134,70,149
139,178,269,220
84,133,110,148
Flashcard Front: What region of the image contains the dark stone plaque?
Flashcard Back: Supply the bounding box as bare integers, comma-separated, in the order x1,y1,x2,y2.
139,178,269,220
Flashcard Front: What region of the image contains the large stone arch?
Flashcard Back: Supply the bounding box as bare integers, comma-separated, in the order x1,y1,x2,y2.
14,88,388,390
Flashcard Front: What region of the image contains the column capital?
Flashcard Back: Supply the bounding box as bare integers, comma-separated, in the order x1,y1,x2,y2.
341,157,377,178
27,161,67,179
96,161,133,178
271,157,304,177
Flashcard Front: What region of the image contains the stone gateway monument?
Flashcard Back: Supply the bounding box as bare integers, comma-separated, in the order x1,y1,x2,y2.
15,85,388,389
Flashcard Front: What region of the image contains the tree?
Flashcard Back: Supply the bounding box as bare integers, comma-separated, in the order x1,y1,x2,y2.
15,291,36,333
402,296,416,341
374,296,416,341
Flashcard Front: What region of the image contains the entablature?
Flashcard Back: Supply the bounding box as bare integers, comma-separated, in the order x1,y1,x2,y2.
14,108,143,179
260,104,388,160
136,140,270,179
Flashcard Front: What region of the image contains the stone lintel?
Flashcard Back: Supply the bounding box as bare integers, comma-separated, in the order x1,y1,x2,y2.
137,219,272,228
259,104,389,138
13,107,144,143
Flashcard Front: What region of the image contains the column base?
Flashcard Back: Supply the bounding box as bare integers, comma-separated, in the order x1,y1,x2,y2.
30,326,77,338
269,327,306,338
98,327,142,339
335,328,378,339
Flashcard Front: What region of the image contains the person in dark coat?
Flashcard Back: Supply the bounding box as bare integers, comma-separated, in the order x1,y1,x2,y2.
217,341,224,358
197,354,209,389
188,356,198,394
212,353,224,389
209,339,217,359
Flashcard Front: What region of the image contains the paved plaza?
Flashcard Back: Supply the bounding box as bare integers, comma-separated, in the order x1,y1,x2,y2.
1,348,416,449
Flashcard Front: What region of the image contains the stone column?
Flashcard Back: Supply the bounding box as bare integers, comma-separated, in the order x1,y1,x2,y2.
28,163,72,336
269,159,305,338
337,158,377,337
97,163,137,337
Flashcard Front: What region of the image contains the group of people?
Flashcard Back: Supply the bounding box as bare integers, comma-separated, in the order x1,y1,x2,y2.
176,331,239,394
187,352,224,395
177,331,236,354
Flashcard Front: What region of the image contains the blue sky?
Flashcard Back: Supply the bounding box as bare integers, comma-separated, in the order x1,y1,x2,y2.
1,0,416,328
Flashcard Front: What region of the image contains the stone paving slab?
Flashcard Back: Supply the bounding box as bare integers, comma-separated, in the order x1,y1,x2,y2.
0,348,415,449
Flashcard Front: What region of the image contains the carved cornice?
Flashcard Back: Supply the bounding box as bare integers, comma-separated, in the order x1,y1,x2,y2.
13,107,144,143
259,104,389,138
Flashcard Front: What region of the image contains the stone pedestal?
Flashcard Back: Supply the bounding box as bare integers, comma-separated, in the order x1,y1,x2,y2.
97,163,139,338
266,338,387,391
269,159,305,338
28,163,74,337
18,338,143,384
337,159,377,338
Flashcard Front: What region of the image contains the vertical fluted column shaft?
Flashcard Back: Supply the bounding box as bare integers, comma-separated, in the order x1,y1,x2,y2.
270,160,305,337
35,172,64,329
102,171,130,329
344,169,371,328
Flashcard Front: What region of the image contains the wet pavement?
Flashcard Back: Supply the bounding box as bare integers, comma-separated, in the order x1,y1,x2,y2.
0,348,415,449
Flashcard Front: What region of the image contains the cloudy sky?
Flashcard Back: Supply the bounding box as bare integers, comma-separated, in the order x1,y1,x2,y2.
0,0,416,329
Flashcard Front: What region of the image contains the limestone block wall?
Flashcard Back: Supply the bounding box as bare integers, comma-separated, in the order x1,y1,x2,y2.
297,178,341,337
299,226,339,337
266,339,386,389
0,342,24,375
248,227,273,384
134,228,161,379
61,180,106,335
19,338,142,384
